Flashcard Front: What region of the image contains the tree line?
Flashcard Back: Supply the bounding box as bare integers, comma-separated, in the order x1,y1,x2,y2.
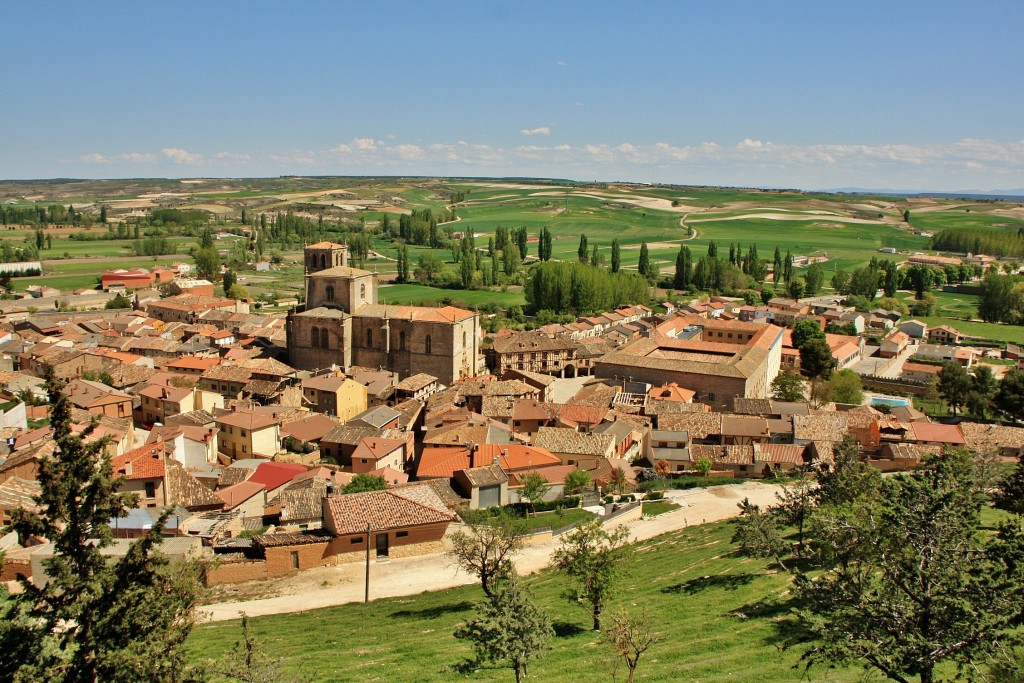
932,226,1024,258
524,261,650,316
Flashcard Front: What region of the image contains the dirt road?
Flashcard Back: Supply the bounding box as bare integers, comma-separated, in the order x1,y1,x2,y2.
199,481,783,623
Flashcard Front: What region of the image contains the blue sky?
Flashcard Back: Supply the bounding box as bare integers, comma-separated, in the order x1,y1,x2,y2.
4,1,1023,191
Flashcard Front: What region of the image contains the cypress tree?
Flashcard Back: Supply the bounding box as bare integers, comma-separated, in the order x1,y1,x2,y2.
708,241,718,259
543,227,553,262
611,239,620,273
578,234,588,263
638,242,651,280
773,246,782,286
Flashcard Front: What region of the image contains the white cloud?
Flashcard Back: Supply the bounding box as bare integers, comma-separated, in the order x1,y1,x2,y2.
556,60,569,67
520,127,551,137
388,144,424,160
352,137,377,151
162,147,203,165
80,153,111,164
79,151,156,164
213,151,251,163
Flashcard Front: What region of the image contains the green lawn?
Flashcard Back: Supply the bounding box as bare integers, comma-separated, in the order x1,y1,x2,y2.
520,508,594,531
915,316,1024,345
189,520,866,682
642,501,681,517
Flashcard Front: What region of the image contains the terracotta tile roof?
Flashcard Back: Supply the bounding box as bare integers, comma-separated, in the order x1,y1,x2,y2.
557,404,607,427
910,422,966,445
647,383,696,403
323,485,458,535
352,437,405,462
395,373,438,392
534,427,614,457
416,446,472,478
690,444,755,465
166,409,216,427
657,412,721,439
793,414,848,442
565,382,619,409
460,464,508,487
491,330,579,354
478,443,561,471
280,477,329,522
759,443,808,464
732,398,772,415
960,422,1024,453
112,443,168,480
281,413,341,443
506,464,576,487
721,415,770,438
355,303,476,323
307,241,346,249
217,480,265,509
511,398,558,422
215,410,279,431
322,423,378,446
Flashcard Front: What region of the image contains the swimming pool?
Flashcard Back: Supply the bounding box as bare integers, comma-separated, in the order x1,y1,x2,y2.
870,396,911,408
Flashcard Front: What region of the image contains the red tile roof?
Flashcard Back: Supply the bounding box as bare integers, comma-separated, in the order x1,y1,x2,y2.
910,422,966,445
112,444,167,480
247,462,308,491
217,480,265,508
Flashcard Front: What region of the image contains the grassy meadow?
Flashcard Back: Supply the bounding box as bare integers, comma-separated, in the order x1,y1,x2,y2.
189,520,853,683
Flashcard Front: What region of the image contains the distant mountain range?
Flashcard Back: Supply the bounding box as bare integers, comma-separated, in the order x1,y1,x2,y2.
825,187,1024,201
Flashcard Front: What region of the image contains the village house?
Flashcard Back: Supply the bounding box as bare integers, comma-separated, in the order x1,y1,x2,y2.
300,373,368,421
65,378,134,420
489,329,582,377
215,409,281,460
928,325,963,345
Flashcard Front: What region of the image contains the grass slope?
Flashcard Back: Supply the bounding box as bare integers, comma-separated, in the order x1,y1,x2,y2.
188,521,858,682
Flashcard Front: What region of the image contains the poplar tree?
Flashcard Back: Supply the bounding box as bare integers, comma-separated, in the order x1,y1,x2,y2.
638,242,652,281
611,239,621,273
773,246,783,287
578,234,588,263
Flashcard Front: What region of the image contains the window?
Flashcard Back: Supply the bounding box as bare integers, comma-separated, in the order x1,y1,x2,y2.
325,285,335,302
396,531,408,538
319,254,326,269
310,327,320,348
360,283,366,299
241,430,247,437
290,551,300,570
242,445,247,453
321,332,329,349
366,328,373,346
144,482,155,498
463,331,467,348
351,537,362,544
399,331,405,350
308,255,316,270
425,335,432,354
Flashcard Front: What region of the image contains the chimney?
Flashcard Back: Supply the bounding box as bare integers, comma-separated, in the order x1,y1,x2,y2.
124,461,133,476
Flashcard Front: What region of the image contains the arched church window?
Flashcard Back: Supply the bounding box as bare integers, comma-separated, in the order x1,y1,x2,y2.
320,254,326,269
360,283,366,300
425,335,432,354
399,331,406,350
321,331,329,349
366,328,373,347
326,285,335,302
310,327,320,348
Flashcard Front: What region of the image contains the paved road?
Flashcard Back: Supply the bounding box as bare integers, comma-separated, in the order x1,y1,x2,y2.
199,481,783,623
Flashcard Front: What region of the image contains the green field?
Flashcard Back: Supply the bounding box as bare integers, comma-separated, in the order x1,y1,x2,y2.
189,520,857,682
378,283,526,308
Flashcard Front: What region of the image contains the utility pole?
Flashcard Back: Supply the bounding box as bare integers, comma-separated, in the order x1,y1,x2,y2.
364,523,371,603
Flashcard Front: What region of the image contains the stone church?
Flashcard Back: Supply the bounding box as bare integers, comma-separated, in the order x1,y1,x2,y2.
286,242,482,384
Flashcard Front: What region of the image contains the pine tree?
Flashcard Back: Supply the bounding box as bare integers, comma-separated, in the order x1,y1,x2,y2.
611,239,621,273
0,375,201,682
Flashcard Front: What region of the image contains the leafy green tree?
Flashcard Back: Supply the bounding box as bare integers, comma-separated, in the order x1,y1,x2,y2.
638,242,652,280
831,269,851,294
415,251,444,283
787,277,805,300
882,260,899,298
520,472,551,515
978,272,1017,323
695,456,713,476
995,455,1024,516
578,234,588,263
772,372,806,402
996,369,1024,424
342,473,388,494
194,245,221,282
774,468,816,553
552,520,633,630
100,204,108,223
773,246,783,287
610,238,621,273
454,575,553,683
0,375,201,682
732,498,788,570
937,361,972,417
222,268,237,297
564,469,592,496
791,319,826,350
104,293,133,309
967,364,998,419
795,451,1024,683
447,511,527,598
814,435,880,510
817,368,863,405
503,242,521,276
804,263,824,296
589,243,602,268
708,240,718,259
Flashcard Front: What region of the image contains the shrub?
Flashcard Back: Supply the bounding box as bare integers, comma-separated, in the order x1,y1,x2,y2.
645,491,665,501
